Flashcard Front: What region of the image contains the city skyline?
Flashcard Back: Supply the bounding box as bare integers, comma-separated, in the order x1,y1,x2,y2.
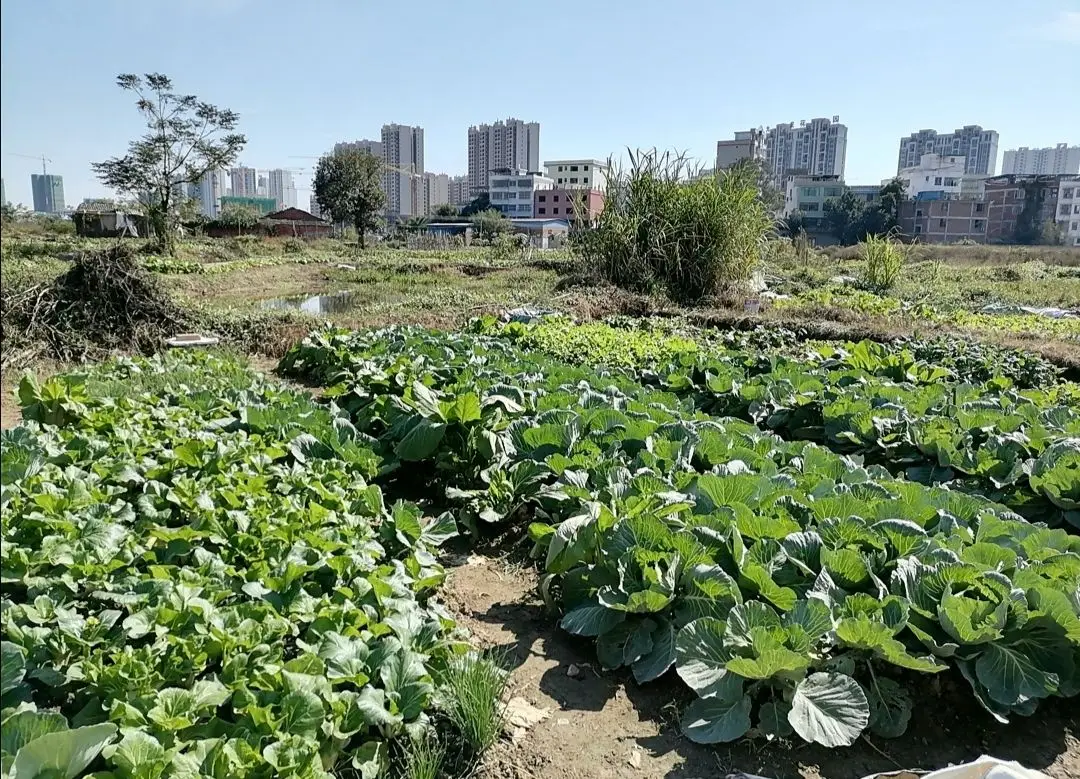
2,1,1077,205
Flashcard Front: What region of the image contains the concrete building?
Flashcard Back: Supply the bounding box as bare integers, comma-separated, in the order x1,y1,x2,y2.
764,117,848,182
424,172,451,214
899,198,990,243
193,168,226,217
716,129,766,171
1054,178,1080,247
308,194,323,219
382,123,424,218
894,154,986,200
488,168,552,218
449,175,471,206
534,188,604,222
229,167,258,198
848,184,881,205
983,175,1063,243
334,139,383,157
267,169,298,210
543,159,609,192
783,175,846,227
1002,144,1080,176
31,173,65,213
257,175,269,198
468,118,540,196
896,127,999,176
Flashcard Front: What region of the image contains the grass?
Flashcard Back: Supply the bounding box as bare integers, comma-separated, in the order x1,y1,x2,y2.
437,651,510,756
400,734,445,779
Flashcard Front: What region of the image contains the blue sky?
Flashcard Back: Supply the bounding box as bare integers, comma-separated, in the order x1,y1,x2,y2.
2,0,1078,206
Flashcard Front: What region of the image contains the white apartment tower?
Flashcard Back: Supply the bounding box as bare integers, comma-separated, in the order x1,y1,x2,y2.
1002,144,1080,175
423,172,451,215
335,139,383,158
381,123,424,217
449,175,471,206
194,168,226,217
468,118,540,196
229,166,258,197
267,169,298,210
764,117,848,183
897,126,999,176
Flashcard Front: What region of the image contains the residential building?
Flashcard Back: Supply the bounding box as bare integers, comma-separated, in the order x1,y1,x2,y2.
308,194,323,219
267,169,298,210
783,175,846,227
424,172,450,214
449,175,471,206
468,118,540,196
534,188,604,222
1054,178,1080,247
257,175,269,198
899,198,990,243
543,159,609,192
262,207,331,238
31,173,65,213
848,184,881,205
1002,144,1080,176
335,139,383,157
193,169,227,217
983,175,1063,243
896,127,999,176
487,168,552,218
764,117,848,182
894,154,986,200
716,129,766,171
229,167,258,198
382,123,424,217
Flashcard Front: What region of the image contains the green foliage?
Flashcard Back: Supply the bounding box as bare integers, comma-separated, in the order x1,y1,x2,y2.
91,73,245,255
314,148,386,248
401,733,445,779
437,653,510,754
861,235,905,292
576,150,774,301
824,180,906,246
470,209,510,244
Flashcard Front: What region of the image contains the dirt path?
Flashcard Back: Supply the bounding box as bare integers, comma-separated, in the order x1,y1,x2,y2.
442,554,1080,779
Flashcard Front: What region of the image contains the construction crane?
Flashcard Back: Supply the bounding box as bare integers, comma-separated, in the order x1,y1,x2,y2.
8,153,53,174
288,155,422,179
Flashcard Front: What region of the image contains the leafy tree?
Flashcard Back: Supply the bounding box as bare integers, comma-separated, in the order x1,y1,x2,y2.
92,73,245,255
216,202,262,232
470,208,510,243
460,193,491,217
313,148,386,248
823,191,866,245
431,203,459,217
781,212,807,239
875,178,906,234
403,216,429,232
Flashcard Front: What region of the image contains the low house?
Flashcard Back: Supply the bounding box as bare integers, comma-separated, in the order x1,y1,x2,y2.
72,209,147,238
507,217,570,248
260,208,332,238
534,189,604,223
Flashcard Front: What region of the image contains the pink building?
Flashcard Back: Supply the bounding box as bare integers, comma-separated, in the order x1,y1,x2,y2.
533,188,605,222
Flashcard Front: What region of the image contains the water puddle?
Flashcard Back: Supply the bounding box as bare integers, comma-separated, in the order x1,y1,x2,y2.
262,291,356,315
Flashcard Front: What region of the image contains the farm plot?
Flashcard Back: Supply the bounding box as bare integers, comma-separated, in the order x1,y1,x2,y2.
279,324,1080,749
0,352,495,779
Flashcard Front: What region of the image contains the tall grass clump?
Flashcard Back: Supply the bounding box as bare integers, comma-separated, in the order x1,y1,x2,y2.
400,733,445,779
575,150,774,302
437,651,509,756
861,234,905,292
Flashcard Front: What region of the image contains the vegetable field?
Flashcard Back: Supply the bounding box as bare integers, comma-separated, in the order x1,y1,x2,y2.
3,318,1079,777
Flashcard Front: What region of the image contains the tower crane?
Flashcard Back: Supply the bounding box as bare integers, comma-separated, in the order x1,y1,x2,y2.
7,153,53,174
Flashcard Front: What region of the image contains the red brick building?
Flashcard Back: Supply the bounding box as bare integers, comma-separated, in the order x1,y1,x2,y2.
261,207,332,238
982,175,1061,243
533,189,604,223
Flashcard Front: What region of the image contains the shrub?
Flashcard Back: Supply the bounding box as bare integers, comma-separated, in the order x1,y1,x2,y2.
860,234,904,291
437,652,509,755
282,236,306,255
576,151,774,302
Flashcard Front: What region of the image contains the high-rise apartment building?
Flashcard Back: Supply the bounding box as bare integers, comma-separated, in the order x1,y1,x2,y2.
381,123,424,217
229,167,258,198
31,173,65,213
449,175,471,206
257,175,269,198
423,172,450,214
335,139,383,158
716,129,766,171
468,118,540,196
308,194,323,219
267,169,298,210
896,127,999,176
1002,144,1080,176
192,169,227,217
764,118,847,183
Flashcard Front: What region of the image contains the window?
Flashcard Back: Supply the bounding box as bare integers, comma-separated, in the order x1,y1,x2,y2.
934,177,943,186
944,178,958,187
570,165,579,171
973,220,984,230
1064,188,1075,199
558,166,564,172
565,208,573,216
804,202,820,212
538,194,546,202
552,207,559,214
583,177,589,185
916,209,923,217
939,218,947,228
1075,205,1080,214
1071,222,1078,231
1061,205,1072,216
914,225,922,234
802,187,818,197
558,178,564,184
538,207,546,215
570,177,578,184
554,194,560,202
975,203,985,213
583,165,590,171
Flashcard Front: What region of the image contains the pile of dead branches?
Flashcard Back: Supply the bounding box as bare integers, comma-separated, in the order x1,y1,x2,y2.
1,244,190,368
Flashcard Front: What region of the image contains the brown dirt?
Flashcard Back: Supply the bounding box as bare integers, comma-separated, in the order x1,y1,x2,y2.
442,554,1080,779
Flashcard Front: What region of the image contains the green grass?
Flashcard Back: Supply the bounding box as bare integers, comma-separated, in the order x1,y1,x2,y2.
400,734,445,779
437,652,510,755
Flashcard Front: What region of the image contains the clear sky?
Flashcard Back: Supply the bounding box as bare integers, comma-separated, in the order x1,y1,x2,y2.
2,0,1078,207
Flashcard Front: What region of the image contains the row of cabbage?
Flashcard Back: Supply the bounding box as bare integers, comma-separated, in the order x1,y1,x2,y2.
1,352,466,779
279,326,1080,748
485,318,1080,528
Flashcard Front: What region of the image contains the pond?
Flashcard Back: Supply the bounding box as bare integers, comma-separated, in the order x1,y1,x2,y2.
261,292,356,315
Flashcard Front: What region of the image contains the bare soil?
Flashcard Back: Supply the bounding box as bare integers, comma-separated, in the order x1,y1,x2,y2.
442,554,1080,779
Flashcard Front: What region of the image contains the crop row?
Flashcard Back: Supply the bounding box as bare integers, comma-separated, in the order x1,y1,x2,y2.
279,325,1080,747
1,352,478,778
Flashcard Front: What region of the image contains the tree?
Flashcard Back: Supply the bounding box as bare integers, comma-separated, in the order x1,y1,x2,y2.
823,190,866,246
92,73,245,255
470,208,510,243
403,216,429,232
781,212,807,239
875,178,906,234
313,148,386,248
432,203,459,218
460,193,491,217
217,202,262,233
